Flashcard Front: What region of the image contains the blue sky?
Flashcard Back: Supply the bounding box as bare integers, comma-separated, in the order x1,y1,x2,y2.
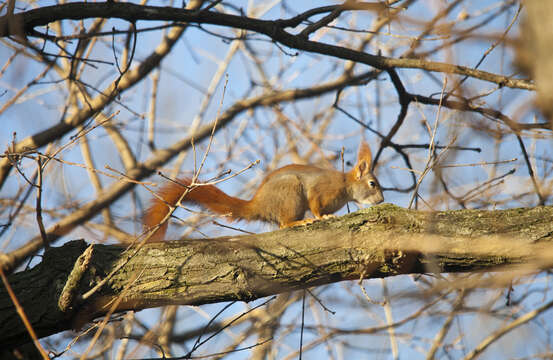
1,0,552,358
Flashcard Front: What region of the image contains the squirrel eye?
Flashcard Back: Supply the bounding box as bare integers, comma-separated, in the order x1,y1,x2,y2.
368,180,376,188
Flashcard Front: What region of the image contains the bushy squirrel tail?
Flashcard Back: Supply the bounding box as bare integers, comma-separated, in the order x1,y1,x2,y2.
143,178,250,241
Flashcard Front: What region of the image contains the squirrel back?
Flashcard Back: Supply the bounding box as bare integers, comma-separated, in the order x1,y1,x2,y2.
143,141,383,241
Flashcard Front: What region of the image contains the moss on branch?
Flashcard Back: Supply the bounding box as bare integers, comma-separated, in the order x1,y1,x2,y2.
1,204,553,348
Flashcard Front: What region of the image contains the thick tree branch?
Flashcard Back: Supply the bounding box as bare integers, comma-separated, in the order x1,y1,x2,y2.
1,204,553,348
0,2,534,90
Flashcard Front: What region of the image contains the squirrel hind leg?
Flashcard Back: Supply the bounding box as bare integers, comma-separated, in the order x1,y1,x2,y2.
252,175,307,225
281,218,317,228
280,213,338,228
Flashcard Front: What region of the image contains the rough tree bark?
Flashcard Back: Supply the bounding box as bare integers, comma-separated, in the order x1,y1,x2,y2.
1,203,553,348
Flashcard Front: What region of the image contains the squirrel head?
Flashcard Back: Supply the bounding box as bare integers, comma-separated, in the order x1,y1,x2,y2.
348,141,384,205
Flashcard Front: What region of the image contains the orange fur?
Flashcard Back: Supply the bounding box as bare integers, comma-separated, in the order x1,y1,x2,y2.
143,178,249,241
143,142,384,241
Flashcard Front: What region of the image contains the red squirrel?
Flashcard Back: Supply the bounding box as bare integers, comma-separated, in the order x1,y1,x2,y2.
143,141,384,241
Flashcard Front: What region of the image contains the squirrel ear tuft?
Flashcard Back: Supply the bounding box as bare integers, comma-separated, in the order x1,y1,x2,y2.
356,141,373,175
358,141,372,160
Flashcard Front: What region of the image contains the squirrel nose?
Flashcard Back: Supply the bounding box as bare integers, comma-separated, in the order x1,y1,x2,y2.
370,192,384,205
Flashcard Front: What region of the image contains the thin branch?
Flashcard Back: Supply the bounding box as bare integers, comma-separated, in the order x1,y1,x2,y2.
463,297,553,360
0,2,534,90
516,135,546,205
34,157,48,249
